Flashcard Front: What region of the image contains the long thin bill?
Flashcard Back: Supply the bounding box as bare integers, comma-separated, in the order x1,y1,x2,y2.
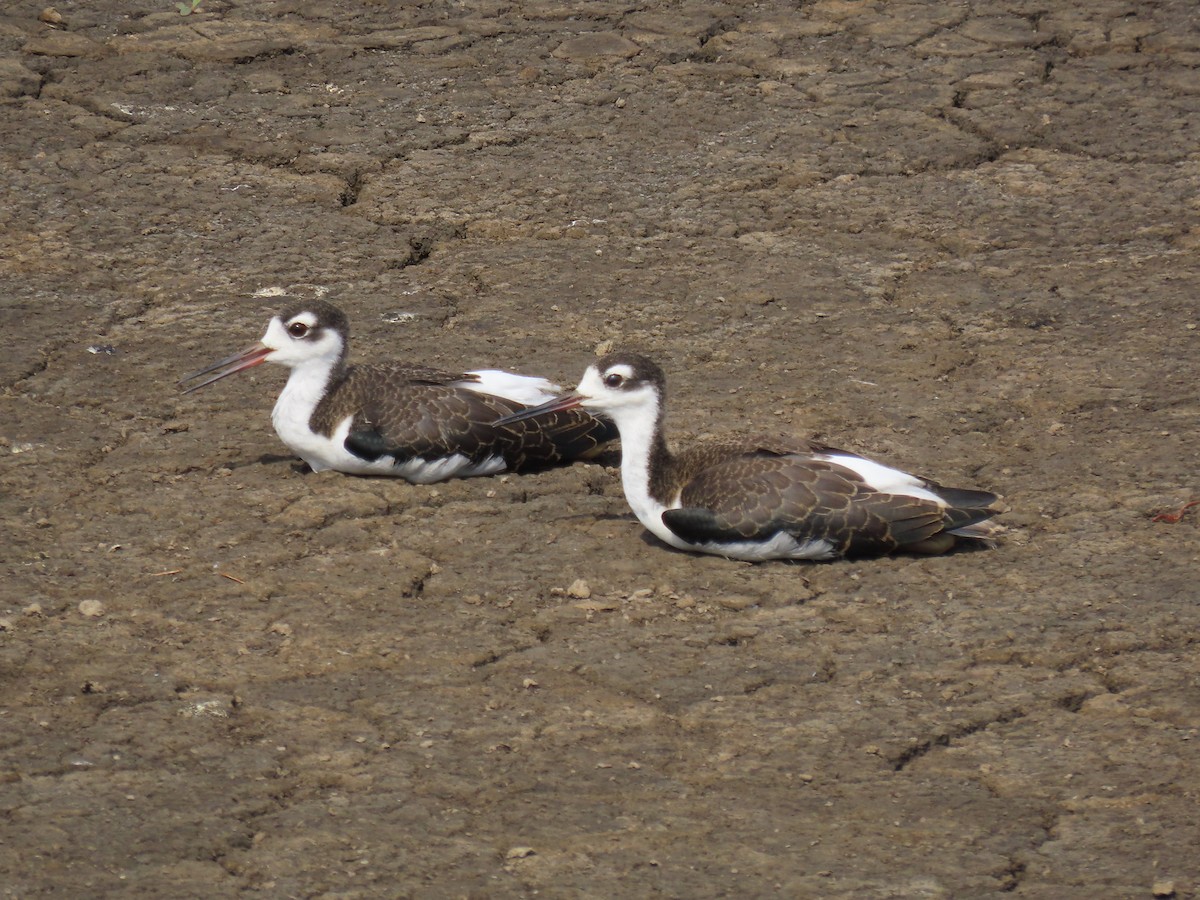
495,392,585,425
178,343,272,393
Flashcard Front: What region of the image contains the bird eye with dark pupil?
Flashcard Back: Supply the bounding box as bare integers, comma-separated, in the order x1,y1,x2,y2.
604,373,623,387
288,322,309,337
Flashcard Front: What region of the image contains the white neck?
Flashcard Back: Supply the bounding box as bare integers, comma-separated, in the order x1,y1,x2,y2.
603,394,685,548
271,356,340,450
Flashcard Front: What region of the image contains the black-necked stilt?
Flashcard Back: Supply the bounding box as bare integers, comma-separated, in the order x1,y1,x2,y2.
180,300,616,483
498,351,1003,561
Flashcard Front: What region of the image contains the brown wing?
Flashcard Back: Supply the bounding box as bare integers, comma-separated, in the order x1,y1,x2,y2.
317,365,615,470
670,452,946,556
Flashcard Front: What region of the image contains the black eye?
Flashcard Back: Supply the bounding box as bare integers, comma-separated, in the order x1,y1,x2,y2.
604,373,624,388
288,322,310,338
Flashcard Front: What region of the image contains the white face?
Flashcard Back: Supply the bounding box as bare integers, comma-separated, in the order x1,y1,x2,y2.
260,311,344,368
576,362,659,420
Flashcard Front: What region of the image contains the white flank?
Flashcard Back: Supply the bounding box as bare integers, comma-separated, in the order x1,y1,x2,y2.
817,453,944,505
461,370,560,406
391,453,507,484
275,402,509,482
693,534,837,562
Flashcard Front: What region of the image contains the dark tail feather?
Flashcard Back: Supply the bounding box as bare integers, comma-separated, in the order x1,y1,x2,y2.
505,409,619,470
545,411,619,462
934,486,1001,510
886,509,949,547
934,485,1006,543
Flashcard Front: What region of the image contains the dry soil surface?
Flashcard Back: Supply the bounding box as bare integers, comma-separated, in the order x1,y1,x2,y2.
2,1,1199,897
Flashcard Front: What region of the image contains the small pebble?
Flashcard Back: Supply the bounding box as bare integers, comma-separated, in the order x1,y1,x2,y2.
566,578,591,599
78,599,104,618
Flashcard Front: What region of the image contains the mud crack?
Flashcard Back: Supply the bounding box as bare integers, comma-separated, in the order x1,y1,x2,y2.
890,705,1027,771
999,808,1059,892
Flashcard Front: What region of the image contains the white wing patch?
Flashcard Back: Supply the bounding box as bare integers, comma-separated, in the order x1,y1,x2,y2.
461,370,560,405
818,453,944,505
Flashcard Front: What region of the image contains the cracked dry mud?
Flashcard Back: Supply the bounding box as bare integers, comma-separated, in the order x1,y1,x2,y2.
2,1,1198,897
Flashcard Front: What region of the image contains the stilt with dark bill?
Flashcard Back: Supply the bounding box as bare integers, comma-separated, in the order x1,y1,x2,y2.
497,351,1004,561
180,300,616,484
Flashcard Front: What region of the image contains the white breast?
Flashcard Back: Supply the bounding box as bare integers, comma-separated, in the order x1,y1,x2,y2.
270,364,330,467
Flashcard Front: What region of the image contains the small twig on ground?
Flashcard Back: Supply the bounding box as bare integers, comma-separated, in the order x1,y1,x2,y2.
1150,499,1200,524
219,572,246,584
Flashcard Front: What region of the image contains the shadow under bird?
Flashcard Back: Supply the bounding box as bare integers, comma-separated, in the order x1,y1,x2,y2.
179,300,616,483
497,351,1004,561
